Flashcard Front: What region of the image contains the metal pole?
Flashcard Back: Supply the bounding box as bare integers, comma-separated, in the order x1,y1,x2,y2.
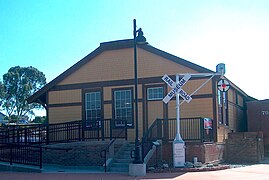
173,74,185,167
133,19,141,163
176,74,180,136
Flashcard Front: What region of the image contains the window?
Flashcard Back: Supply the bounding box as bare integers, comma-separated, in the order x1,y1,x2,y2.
114,89,133,127
147,87,164,100
85,91,101,128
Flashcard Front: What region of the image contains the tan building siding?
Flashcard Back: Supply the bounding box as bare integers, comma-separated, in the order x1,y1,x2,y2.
58,48,198,86
49,106,82,123
48,89,81,104
167,98,213,119
183,79,212,95
58,49,134,85
217,126,230,142
137,49,198,77
104,104,112,119
147,101,164,127
103,87,112,102
238,93,244,107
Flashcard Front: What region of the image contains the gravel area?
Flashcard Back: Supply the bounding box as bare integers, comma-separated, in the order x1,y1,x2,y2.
147,158,269,173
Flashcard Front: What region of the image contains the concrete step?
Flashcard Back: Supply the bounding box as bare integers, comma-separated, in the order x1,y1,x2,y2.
114,158,133,163
116,154,131,159
118,151,132,156
109,166,129,172
108,142,135,172
111,162,129,167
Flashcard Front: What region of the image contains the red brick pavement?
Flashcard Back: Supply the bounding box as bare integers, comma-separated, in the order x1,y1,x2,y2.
1,164,269,180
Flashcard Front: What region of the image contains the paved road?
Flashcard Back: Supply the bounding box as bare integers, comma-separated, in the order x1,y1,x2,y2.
1,164,269,180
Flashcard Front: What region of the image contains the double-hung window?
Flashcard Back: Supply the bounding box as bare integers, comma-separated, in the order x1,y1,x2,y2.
85,91,101,128
114,89,133,127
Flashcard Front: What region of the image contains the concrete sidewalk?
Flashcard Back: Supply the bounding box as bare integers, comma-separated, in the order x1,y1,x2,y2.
0,157,269,180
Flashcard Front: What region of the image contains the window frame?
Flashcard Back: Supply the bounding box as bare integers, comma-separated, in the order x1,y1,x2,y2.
112,87,134,128
84,90,102,128
147,87,164,101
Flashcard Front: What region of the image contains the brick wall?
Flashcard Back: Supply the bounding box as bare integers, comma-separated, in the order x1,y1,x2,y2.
158,142,224,166
186,142,224,163
42,141,123,166
225,132,264,163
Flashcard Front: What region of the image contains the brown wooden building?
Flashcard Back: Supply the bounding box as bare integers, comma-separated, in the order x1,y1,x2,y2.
28,39,252,144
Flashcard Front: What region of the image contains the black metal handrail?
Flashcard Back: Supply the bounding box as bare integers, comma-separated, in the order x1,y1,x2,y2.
141,118,162,161
100,119,128,172
100,139,115,172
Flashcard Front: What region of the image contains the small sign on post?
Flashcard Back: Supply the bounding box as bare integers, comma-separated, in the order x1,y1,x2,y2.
204,118,213,129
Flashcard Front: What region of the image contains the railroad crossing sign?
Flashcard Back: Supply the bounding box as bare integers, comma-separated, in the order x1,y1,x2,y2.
217,79,230,92
162,73,192,104
161,64,226,168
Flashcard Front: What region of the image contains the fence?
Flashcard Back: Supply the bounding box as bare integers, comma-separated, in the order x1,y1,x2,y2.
0,117,211,167
0,119,128,145
0,124,46,144
141,117,213,160
0,143,42,168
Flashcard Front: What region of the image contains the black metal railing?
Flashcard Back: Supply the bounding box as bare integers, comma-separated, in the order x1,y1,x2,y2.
0,143,43,168
0,124,47,145
109,119,128,140
0,117,212,167
141,117,213,161
48,120,83,143
0,142,73,169
167,117,206,141
0,119,128,146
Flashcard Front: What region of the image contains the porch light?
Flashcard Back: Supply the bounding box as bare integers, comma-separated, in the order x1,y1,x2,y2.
135,28,147,45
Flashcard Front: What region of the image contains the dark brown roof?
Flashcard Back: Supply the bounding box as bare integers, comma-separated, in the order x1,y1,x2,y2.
27,39,235,104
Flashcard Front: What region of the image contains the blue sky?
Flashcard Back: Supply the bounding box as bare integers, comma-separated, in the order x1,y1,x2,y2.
1,0,269,115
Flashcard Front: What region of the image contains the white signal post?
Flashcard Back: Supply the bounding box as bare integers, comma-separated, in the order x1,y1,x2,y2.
162,63,228,168
174,74,185,167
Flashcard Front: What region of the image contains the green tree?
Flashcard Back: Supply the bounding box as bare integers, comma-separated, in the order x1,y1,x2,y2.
0,81,4,106
33,116,47,124
0,66,46,120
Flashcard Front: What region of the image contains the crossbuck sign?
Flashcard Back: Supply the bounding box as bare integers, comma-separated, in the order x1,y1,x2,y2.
162,73,192,104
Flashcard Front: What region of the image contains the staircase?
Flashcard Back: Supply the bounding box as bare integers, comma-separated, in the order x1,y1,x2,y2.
109,142,135,172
